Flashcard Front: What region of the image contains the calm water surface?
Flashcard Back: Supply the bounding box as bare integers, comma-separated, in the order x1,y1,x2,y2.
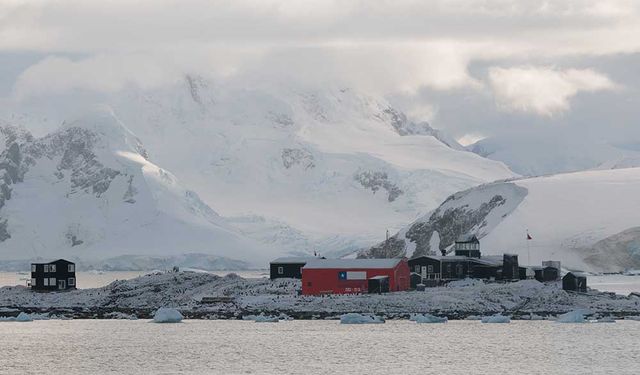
0,320,638,375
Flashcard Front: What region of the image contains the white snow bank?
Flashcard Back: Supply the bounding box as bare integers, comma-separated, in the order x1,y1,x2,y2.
152,307,183,323
447,278,484,288
0,312,32,322
556,310,589,323
481,314,511,323
340,313,385,324
413,314,448,323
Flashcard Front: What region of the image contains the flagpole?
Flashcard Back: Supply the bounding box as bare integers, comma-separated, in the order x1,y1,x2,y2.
526,229,531,266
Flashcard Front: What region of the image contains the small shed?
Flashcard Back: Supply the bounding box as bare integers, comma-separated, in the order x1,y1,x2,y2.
368,275,390,294
269,256,322,279
562,272,587,292
30,259,76,291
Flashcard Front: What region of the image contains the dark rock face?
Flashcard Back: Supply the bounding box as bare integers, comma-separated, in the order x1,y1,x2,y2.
0,123,147,243
360,182,528,259
354,170,403,202
360,237,407,259
282,148,315,170
406,195,507,257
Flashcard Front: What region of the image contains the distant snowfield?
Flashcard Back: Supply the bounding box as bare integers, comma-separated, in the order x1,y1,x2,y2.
481,168,640,271
384,167,640,272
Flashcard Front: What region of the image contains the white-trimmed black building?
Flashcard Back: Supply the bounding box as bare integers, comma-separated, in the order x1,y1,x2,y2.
30,259,76,291
269,256,323,279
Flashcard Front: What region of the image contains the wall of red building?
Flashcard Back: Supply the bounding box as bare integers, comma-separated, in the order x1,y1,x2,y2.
301,260,410,295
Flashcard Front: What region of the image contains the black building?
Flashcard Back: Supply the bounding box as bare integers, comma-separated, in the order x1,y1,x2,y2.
562,272,587,292
533,266,560,282
502,254,520,280
31,259,76,291
269,257,321,279
453,234,481,258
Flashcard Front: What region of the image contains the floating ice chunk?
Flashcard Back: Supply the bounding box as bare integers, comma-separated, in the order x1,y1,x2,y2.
254,314,279,323
481,314,511,323
340,313,385,324
556,310,588,323
466,315,483,320
242,315,257,321
625,316,640,321
152,307,183,323
15,312,32,322
593,316,616,323
520,313,544,321
413,314,448,323
0,312,33,322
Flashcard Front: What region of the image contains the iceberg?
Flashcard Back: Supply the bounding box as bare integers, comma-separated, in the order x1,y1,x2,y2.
481,314,511,323
340,313,385,324
413,314,448,324
15,312,32,322
152,307,183,323
556,310,588,323
253,314,279,323
0,312,33,322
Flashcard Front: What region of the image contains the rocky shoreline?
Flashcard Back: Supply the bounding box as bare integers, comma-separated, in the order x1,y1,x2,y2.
1,272,639,320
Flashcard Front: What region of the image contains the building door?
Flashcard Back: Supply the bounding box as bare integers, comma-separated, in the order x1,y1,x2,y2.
58,280,66,290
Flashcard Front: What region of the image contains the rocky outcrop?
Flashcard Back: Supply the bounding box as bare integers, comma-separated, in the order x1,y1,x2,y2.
282,148,315,170
360,182,528,259
354,170,403,202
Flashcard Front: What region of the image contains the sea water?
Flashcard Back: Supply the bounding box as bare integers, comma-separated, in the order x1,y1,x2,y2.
0,320,638,374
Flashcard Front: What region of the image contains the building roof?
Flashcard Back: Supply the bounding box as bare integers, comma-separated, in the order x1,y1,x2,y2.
455,234,479,243
31,258,74,265
564,271,588,278
303,258,403,269
270,256,321,264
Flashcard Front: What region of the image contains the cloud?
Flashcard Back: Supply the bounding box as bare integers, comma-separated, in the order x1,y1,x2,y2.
2,0,640,99
487,66,618,116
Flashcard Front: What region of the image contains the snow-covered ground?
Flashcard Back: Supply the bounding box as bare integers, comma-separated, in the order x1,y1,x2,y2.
0,272,638,319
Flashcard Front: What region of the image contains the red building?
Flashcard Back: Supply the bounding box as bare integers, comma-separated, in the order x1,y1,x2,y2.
301,258,410,295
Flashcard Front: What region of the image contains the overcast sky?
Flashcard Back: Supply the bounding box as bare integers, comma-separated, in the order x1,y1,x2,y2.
1,0,639,144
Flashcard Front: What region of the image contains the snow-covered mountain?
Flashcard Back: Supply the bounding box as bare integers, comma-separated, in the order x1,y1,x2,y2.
362,167,640,272
5,77,515,262
469,133,640,176
0,108,278,268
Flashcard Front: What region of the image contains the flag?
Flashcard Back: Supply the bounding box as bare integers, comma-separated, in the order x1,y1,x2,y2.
527,232,532,240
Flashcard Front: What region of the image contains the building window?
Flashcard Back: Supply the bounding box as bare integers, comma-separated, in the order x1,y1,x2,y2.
31,278,36,286
415,265,420,273
49,278,56,286
44,265,49,273
68,278,75,286
277,266,284,274
457,264,464,277
31,264,36,272
43,278,49,286
447,264,452,276
50,264,56,272
427,265,433,273
68,264,75,272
